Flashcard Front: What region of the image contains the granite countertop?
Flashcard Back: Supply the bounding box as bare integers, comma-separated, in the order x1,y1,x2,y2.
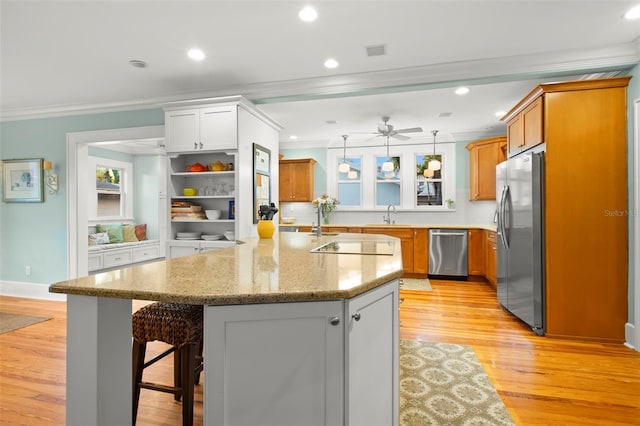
49,233,403,305
286,223,498,232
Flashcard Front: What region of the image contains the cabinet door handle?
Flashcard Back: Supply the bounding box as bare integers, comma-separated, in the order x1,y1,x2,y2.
193,142,198,150
352,312,361,321
329,317,340,326
199,142,203,149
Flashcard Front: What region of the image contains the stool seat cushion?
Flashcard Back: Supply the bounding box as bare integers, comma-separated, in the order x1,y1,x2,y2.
132,302,203,347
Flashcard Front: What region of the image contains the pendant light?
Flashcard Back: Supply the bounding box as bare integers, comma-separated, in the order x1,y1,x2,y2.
348,170,358,179
338,134,350,173
423,168,434,178
382,136,394,172
427,130,441,171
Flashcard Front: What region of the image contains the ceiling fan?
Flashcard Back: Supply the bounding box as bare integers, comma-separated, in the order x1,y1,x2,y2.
353,116,423,141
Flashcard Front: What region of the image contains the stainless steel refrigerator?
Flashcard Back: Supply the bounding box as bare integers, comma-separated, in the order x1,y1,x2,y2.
495,151,545,335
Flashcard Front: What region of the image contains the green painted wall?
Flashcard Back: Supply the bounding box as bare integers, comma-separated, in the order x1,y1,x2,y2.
0,109,164,285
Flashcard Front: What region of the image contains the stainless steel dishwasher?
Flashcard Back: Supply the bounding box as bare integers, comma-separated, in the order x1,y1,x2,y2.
428,229,468,279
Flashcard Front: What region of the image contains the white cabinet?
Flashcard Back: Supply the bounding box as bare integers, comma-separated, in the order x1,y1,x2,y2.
165,106,238,153
346,281,399,425
168,152,237,258
88,241,162,272
204,280,399,426
167,240,235,259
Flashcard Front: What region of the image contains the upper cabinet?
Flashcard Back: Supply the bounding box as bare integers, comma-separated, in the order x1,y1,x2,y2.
165,105,238,152
466,136,506,201
279,158,316,202
505,96,543,157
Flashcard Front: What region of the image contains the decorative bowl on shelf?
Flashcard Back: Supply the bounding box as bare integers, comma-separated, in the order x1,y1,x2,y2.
205,210,221,220
183,188,197,196
281,217,296,224
224,231,235,241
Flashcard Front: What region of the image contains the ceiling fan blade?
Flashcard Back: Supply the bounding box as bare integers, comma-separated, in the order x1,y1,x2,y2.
390,134,410,141
394,127,423,134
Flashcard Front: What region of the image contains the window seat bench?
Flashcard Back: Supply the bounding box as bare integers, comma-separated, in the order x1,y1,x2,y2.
88,239,162,272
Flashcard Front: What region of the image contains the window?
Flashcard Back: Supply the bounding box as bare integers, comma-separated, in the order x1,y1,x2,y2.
337,157,362,207
415,154,443,206
375,155,401,206
327,141,455,210
96,167,122,216
88,156,134,222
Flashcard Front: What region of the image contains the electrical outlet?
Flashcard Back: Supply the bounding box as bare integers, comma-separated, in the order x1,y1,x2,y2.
25,265,31,276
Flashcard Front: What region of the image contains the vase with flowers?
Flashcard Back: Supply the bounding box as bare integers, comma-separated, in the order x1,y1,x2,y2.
312,194,339,224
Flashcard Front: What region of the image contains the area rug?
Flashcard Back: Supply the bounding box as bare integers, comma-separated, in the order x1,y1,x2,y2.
400,278,432,291
0,311,51,334
399,340,514,426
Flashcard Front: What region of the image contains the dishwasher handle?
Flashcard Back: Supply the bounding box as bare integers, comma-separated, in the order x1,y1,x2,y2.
430,232,467,236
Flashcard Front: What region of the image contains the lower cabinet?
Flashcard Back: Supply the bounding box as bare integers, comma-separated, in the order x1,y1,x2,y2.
484,231,497,287
204,280,399,426
88,242,161,273
167,240,235,258
363,228,415,276
467,229,484,276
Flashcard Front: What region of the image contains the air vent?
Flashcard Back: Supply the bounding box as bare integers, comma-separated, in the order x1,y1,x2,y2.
438,112,452,118
366,45,386,57
326,120,339,125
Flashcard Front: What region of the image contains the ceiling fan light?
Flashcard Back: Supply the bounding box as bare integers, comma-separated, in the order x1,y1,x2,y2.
382,161,394,171
428,159,441,171
384,171,395,179
423,168,434,178
338,162,350,173
348,170,358,179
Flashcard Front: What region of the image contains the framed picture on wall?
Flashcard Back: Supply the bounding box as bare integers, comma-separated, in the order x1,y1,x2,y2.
253,143,271,223
2,158,44,203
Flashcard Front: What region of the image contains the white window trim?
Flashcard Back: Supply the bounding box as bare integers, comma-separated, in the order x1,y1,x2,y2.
328,143,456,211
88,156,135,223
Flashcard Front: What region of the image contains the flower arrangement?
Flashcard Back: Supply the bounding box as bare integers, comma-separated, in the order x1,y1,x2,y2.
312,194,339,223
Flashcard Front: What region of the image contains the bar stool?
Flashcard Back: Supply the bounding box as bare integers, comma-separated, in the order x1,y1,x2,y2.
132,302,204,426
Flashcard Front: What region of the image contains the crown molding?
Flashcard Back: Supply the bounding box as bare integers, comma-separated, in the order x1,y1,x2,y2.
1,42,637,122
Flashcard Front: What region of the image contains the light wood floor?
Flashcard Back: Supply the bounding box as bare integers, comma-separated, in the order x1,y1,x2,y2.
1,280,639,425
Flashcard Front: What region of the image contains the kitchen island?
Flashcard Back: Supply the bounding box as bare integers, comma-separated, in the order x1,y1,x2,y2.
49,232,403,426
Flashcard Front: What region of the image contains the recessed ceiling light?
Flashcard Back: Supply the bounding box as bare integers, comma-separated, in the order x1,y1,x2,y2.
298,6,318,22
624,5,640,19
326,120,339,125
495,110,507,118
455,87,470,95
289,135,298,140
324,58,339,69
187,48,205,61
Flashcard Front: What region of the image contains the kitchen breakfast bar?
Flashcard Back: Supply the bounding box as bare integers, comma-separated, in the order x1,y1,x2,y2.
49,233,403,426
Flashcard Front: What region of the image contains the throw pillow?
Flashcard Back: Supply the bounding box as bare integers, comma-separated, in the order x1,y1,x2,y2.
96,224,124,244
88,232,110,246
135,224,147,241
122,224,139,242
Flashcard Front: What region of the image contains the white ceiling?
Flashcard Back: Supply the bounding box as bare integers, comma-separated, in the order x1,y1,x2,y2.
1,1,639,148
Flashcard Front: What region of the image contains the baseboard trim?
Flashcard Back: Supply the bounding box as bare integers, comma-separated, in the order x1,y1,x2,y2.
0,280,67,301
625,322,638,351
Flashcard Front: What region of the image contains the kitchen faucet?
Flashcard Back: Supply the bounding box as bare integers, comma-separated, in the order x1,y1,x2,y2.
314,206,322,237
383,205,397,224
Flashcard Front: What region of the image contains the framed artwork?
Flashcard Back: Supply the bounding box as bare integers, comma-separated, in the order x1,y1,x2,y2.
2,158,44,203
253,143,271,223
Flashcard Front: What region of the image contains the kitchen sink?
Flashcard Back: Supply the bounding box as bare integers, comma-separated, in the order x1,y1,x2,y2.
310,239,395,255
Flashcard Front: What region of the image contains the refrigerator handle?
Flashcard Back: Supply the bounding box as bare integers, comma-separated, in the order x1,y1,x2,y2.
499,185,509,250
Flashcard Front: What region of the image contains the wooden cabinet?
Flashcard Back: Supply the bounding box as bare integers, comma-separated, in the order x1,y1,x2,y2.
363,227,415,276
165,105,238,152
467,229,484,276
502,76,631,342
506,96,543,157
484,231,497,287
466,136,507,201
204,281,399,425
279,158,316,202
412,228,428,276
